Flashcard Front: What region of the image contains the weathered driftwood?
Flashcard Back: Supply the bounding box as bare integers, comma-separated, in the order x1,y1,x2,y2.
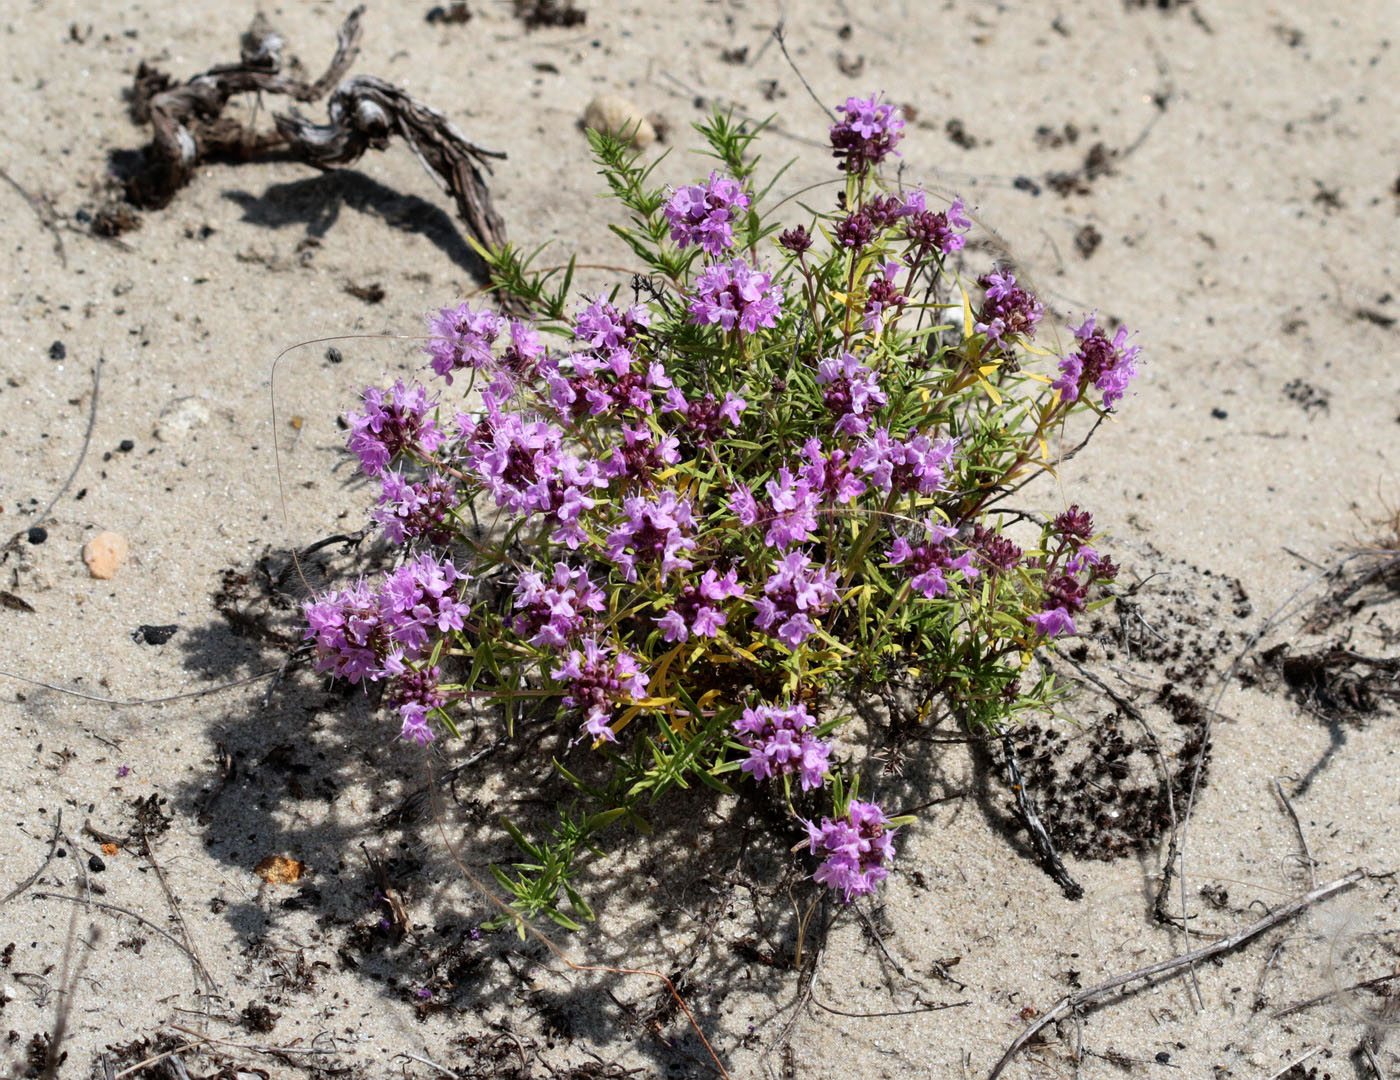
125,6,507,254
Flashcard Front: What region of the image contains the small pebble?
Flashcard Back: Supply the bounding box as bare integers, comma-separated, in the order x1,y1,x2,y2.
88,854,107,873
583,94,657,148
26,526,47,545
83,531,130,579
49,341,66,360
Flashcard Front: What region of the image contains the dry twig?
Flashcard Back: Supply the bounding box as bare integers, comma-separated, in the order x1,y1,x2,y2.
988,868,1368,1079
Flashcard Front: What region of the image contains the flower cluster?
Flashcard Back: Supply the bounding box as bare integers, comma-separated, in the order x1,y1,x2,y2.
804,800,899,903
829,94,904,174
664,171,750,255
975,269,1045,345
732,702,830,791
687,258,783,334
1053,313,1142,409
346,381,445,476
303,553,469,742
305,93,1142,922
553,638,649,743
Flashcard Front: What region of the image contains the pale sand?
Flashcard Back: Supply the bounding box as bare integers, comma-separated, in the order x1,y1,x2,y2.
2,1,1398,1077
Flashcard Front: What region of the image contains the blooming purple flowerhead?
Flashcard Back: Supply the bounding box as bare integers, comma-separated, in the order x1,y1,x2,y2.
753,550,839,649
655,567,745,643
862,260,908,334
665,390,747,446
829,94,904,175
599,422,681,485
574,296,650,367
732,702,830,791
346,381,446,477
511,562,606,648
424,303,507,384
853,428,956,496
388,665,445,745
687,259,783,336
664,171,751,255
904,197,970,260
1052,314,1142,409
372,471,457,546
816,352,887,436
888,519,979,599
304,555,470,686
605,492,697,583
974,269,1044,345
804,799,899,903
552,637,650,743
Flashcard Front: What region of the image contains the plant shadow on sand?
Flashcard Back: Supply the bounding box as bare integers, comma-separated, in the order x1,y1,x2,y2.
222,170,490,280
157,522,1280,1077
168,535,853,1076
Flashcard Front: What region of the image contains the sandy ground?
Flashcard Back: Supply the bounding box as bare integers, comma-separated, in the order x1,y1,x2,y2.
2,1,1398,1077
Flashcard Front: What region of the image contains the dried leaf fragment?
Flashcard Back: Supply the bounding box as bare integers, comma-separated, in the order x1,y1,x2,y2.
255,855,306,884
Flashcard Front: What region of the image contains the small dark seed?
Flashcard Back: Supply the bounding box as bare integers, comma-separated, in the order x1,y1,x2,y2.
26,526,47,545
49,341,67,360
88,855,106,872
118,439,135,452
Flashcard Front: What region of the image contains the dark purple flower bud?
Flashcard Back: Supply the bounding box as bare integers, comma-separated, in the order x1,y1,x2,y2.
779,224,814,255
835,211,875,250
1053,505,1095,540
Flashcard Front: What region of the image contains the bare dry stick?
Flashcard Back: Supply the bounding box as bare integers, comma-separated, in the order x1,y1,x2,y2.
1,811,63,906
987,868,1368,1080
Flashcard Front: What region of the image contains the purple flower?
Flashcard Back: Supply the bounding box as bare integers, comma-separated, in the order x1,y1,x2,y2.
687,259,783,336
664,171,750,255
605,492,697,582
388,665,445,745
830,94,904,175
1052,314,1142,409
862,259,908,333
574,296,649,367
853,428,956,495
804,799,898,903
465,411,607,546
762,466,822,549
834,210,876,251
732,702,830,791
116,765,131,778
345,381,446,477
888,519,978,599
1028,606,1077,638
817,352,887,436
753,551,838,649
655,567,745,642
974,270,1044,345
553,638,650,743
372,471,457,546
511,563,606,648
424,303,507,384
904,196,970,260
968,523,1023,573
304,555,470,686
664,391,747,444
599,423,681,485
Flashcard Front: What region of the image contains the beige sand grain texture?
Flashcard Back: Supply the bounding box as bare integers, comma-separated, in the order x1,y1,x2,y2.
1,2,1397,1078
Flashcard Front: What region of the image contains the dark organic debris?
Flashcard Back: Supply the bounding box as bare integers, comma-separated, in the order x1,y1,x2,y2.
1283,377,1330,415
119,8,508,259
133,623,179,645
1046,142,1117,197
945,118,978,149
425,2,472,24
0,591,36,613
1074,223,1102,259
344,280,386,304
514,0,587,29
